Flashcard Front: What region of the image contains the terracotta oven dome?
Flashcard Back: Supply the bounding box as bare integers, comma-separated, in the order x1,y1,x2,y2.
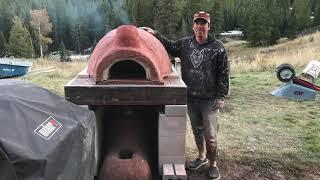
87,25,172,84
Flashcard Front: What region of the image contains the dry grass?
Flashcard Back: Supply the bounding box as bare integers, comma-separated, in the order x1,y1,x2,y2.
31,58,87,77
228,31,320,74
26,58,87,95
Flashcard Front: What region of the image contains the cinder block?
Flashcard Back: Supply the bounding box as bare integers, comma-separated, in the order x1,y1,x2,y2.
161,164,187,180
159,135,185,157
159,114,186,136
162,164,175,180
159,155,185,174
164,105,187,117
174,164,187,180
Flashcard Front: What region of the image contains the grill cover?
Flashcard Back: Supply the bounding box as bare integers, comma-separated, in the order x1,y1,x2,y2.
87,25,172,83
0,79,96,180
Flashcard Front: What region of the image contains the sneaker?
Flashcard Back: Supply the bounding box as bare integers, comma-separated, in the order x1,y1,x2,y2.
208,166,220,180
188,158,208,170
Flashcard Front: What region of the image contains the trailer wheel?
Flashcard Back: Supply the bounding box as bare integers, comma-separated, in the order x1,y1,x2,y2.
276,63,295,82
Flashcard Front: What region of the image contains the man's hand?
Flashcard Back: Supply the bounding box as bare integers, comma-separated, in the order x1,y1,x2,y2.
139,27,155,35
213,99,224,110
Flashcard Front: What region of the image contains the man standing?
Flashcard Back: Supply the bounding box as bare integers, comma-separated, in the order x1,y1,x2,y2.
141,11,229,180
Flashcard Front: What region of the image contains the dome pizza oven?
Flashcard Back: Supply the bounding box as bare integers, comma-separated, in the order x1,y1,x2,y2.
87,25,171,84
65,25,187,180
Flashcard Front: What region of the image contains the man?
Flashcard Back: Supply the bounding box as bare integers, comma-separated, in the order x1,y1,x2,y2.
141,11,229,180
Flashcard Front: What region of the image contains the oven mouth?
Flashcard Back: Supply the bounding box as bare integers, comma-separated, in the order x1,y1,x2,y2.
106,59,147,80
118,149,135,159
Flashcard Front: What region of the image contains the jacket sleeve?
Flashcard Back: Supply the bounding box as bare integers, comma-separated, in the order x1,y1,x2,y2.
154,31,182,58
215,48,230,100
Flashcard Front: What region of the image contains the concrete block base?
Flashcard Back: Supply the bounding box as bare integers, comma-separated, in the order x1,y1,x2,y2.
158,105,187,174
162,164,187,180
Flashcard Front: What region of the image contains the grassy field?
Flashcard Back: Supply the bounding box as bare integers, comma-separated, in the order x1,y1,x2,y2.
25,32,320,179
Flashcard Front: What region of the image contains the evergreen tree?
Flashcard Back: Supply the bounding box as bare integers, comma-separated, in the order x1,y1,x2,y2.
313,0,320,26
210,1,223,35
245,0,280,46
126,0,154,27
59,40,70,62
222,0,238,31
49,0,67,51
12,0,32,19
137,0,154,27
183,0,203,27
293,0,312,31
0,31,7,57
178,0,204,35
267,0,281,45
286,9,298,39
0,0,14,40
7,16,34,58
222,0,254,32
101,0,128,31
276,0,291,35
246,0,271,46
70,17,91,53
153,0,181,39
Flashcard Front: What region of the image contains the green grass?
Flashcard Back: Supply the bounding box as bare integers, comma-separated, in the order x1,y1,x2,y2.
26,72,70,95
185,70,320,178
220,71,320,175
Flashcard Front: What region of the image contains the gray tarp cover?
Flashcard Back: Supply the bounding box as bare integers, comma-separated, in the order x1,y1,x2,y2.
0,79,96,180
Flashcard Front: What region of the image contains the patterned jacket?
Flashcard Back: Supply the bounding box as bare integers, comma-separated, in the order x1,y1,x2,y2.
155,32,229,100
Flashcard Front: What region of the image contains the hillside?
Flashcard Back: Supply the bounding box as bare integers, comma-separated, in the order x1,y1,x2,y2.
226,32,320,74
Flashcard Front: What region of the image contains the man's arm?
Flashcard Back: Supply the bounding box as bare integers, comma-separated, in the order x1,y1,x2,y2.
140,27,182,57
216,49,230,100
154,31,182,57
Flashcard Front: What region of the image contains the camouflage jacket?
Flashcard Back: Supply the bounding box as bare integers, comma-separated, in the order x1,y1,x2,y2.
155,32,229,100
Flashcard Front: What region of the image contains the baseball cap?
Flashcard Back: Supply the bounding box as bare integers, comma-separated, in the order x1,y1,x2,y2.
193,11,210,24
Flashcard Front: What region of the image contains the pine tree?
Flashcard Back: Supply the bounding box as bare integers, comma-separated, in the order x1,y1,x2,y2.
59,40,70,62
313,0,320,26
0,0,14,40
222,0,254,32
210,1,223,35
70,17,90,54
286,9,298,39
136,0,154,27
246,0,279,46
0,31,6,57
267,0,281,45
7,16,34,58
247,1,269,46
178,0,204,35
276,0,291,36
293,0,312,31
153,0,180,39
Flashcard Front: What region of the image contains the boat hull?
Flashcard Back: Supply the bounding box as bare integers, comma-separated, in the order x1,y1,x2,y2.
0,64,31,78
